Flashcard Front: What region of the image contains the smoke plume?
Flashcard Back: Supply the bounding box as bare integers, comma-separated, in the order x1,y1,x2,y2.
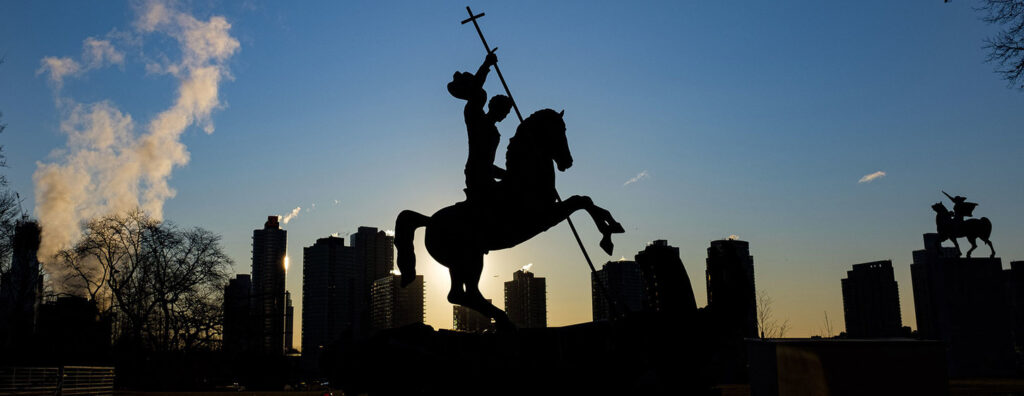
280,207,301,225
33,1,239,272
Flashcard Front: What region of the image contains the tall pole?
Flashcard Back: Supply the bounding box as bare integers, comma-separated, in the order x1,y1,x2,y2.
461,7,622,317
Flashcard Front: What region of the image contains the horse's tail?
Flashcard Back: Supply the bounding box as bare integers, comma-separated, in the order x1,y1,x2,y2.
396,210,430,288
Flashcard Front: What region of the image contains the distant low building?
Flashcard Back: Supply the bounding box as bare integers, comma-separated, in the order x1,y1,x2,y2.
371,274,424,330
1006,261,1024,361
285,291,295,352
454,300,492,333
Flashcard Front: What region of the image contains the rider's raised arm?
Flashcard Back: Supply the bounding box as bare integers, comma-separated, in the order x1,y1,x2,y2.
474,52,497,86
466,53,496,115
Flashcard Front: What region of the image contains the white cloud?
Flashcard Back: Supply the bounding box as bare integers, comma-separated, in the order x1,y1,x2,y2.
623,170,650,187
858,171,886,184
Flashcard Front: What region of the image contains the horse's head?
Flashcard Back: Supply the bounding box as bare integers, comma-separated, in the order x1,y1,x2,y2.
932,202,949,214
522,108,571,171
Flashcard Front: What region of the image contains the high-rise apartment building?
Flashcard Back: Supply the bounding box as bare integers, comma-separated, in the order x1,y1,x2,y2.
350,227,395,333
636,240,697,315
841,260,903,338
591,260,644,321
251,216,287,355
301,236,355,372
706,238,757,339
504,269,546,328
0,220,43,347
223,274,251,354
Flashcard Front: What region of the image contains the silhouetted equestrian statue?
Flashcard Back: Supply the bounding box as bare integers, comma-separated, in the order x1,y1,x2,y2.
933,191,994,258
394,8,623,332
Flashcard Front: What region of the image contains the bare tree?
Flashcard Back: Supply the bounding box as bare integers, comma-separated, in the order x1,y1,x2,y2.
980,0,1024,88
56,209,231,352
0,106,25,278
756,289,791,339
820,310,837,338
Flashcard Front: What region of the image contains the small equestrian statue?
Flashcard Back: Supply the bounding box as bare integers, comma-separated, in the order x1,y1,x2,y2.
394,54,623,332
932,191,995,258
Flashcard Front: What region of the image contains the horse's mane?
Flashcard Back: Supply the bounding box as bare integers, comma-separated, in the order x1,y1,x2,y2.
507,109,564,159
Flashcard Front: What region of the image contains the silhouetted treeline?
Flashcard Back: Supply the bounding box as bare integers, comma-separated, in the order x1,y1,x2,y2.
54,209,231,354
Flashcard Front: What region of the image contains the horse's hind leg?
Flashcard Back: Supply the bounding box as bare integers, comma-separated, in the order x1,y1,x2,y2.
458,253,515,332
463,296,514,332
396,210,430,287
966,237,977,258
446,265,468,305
984,238,996,258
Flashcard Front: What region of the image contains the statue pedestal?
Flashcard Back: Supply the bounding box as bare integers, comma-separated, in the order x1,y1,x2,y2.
911,239,1015,377
321,311,727,395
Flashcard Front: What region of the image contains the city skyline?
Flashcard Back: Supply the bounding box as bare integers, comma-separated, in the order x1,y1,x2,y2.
4,1,1024,349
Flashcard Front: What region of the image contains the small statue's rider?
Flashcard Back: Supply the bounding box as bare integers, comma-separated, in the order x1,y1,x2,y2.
943,191,978,222
447,52,513,205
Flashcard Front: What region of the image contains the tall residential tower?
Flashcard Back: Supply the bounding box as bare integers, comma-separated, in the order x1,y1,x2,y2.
251,216,287,355
841,260,903,338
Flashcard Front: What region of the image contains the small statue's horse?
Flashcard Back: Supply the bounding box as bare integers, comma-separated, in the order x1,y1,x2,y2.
395,109,622,331
932,202,995,258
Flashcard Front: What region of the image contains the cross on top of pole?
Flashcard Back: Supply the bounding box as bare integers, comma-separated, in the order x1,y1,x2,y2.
459,6,524,123
460,9,484,25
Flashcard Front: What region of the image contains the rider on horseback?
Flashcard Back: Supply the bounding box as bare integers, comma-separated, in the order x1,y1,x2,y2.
943,191,978,223
448,52,513,204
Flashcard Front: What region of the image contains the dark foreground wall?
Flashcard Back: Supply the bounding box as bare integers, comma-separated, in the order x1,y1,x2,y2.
323,311,729,396
748,339,948,396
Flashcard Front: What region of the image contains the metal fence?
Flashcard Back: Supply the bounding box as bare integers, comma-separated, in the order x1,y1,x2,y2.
0,366,114,395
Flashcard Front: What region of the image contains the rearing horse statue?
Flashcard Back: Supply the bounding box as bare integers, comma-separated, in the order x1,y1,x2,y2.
395,109,623,331
932,202,995,258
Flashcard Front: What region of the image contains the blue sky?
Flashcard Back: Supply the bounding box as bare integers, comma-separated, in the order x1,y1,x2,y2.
2,1,1024,347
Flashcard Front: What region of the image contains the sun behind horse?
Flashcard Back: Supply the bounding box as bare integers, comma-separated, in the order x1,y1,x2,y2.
395,109,623,331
